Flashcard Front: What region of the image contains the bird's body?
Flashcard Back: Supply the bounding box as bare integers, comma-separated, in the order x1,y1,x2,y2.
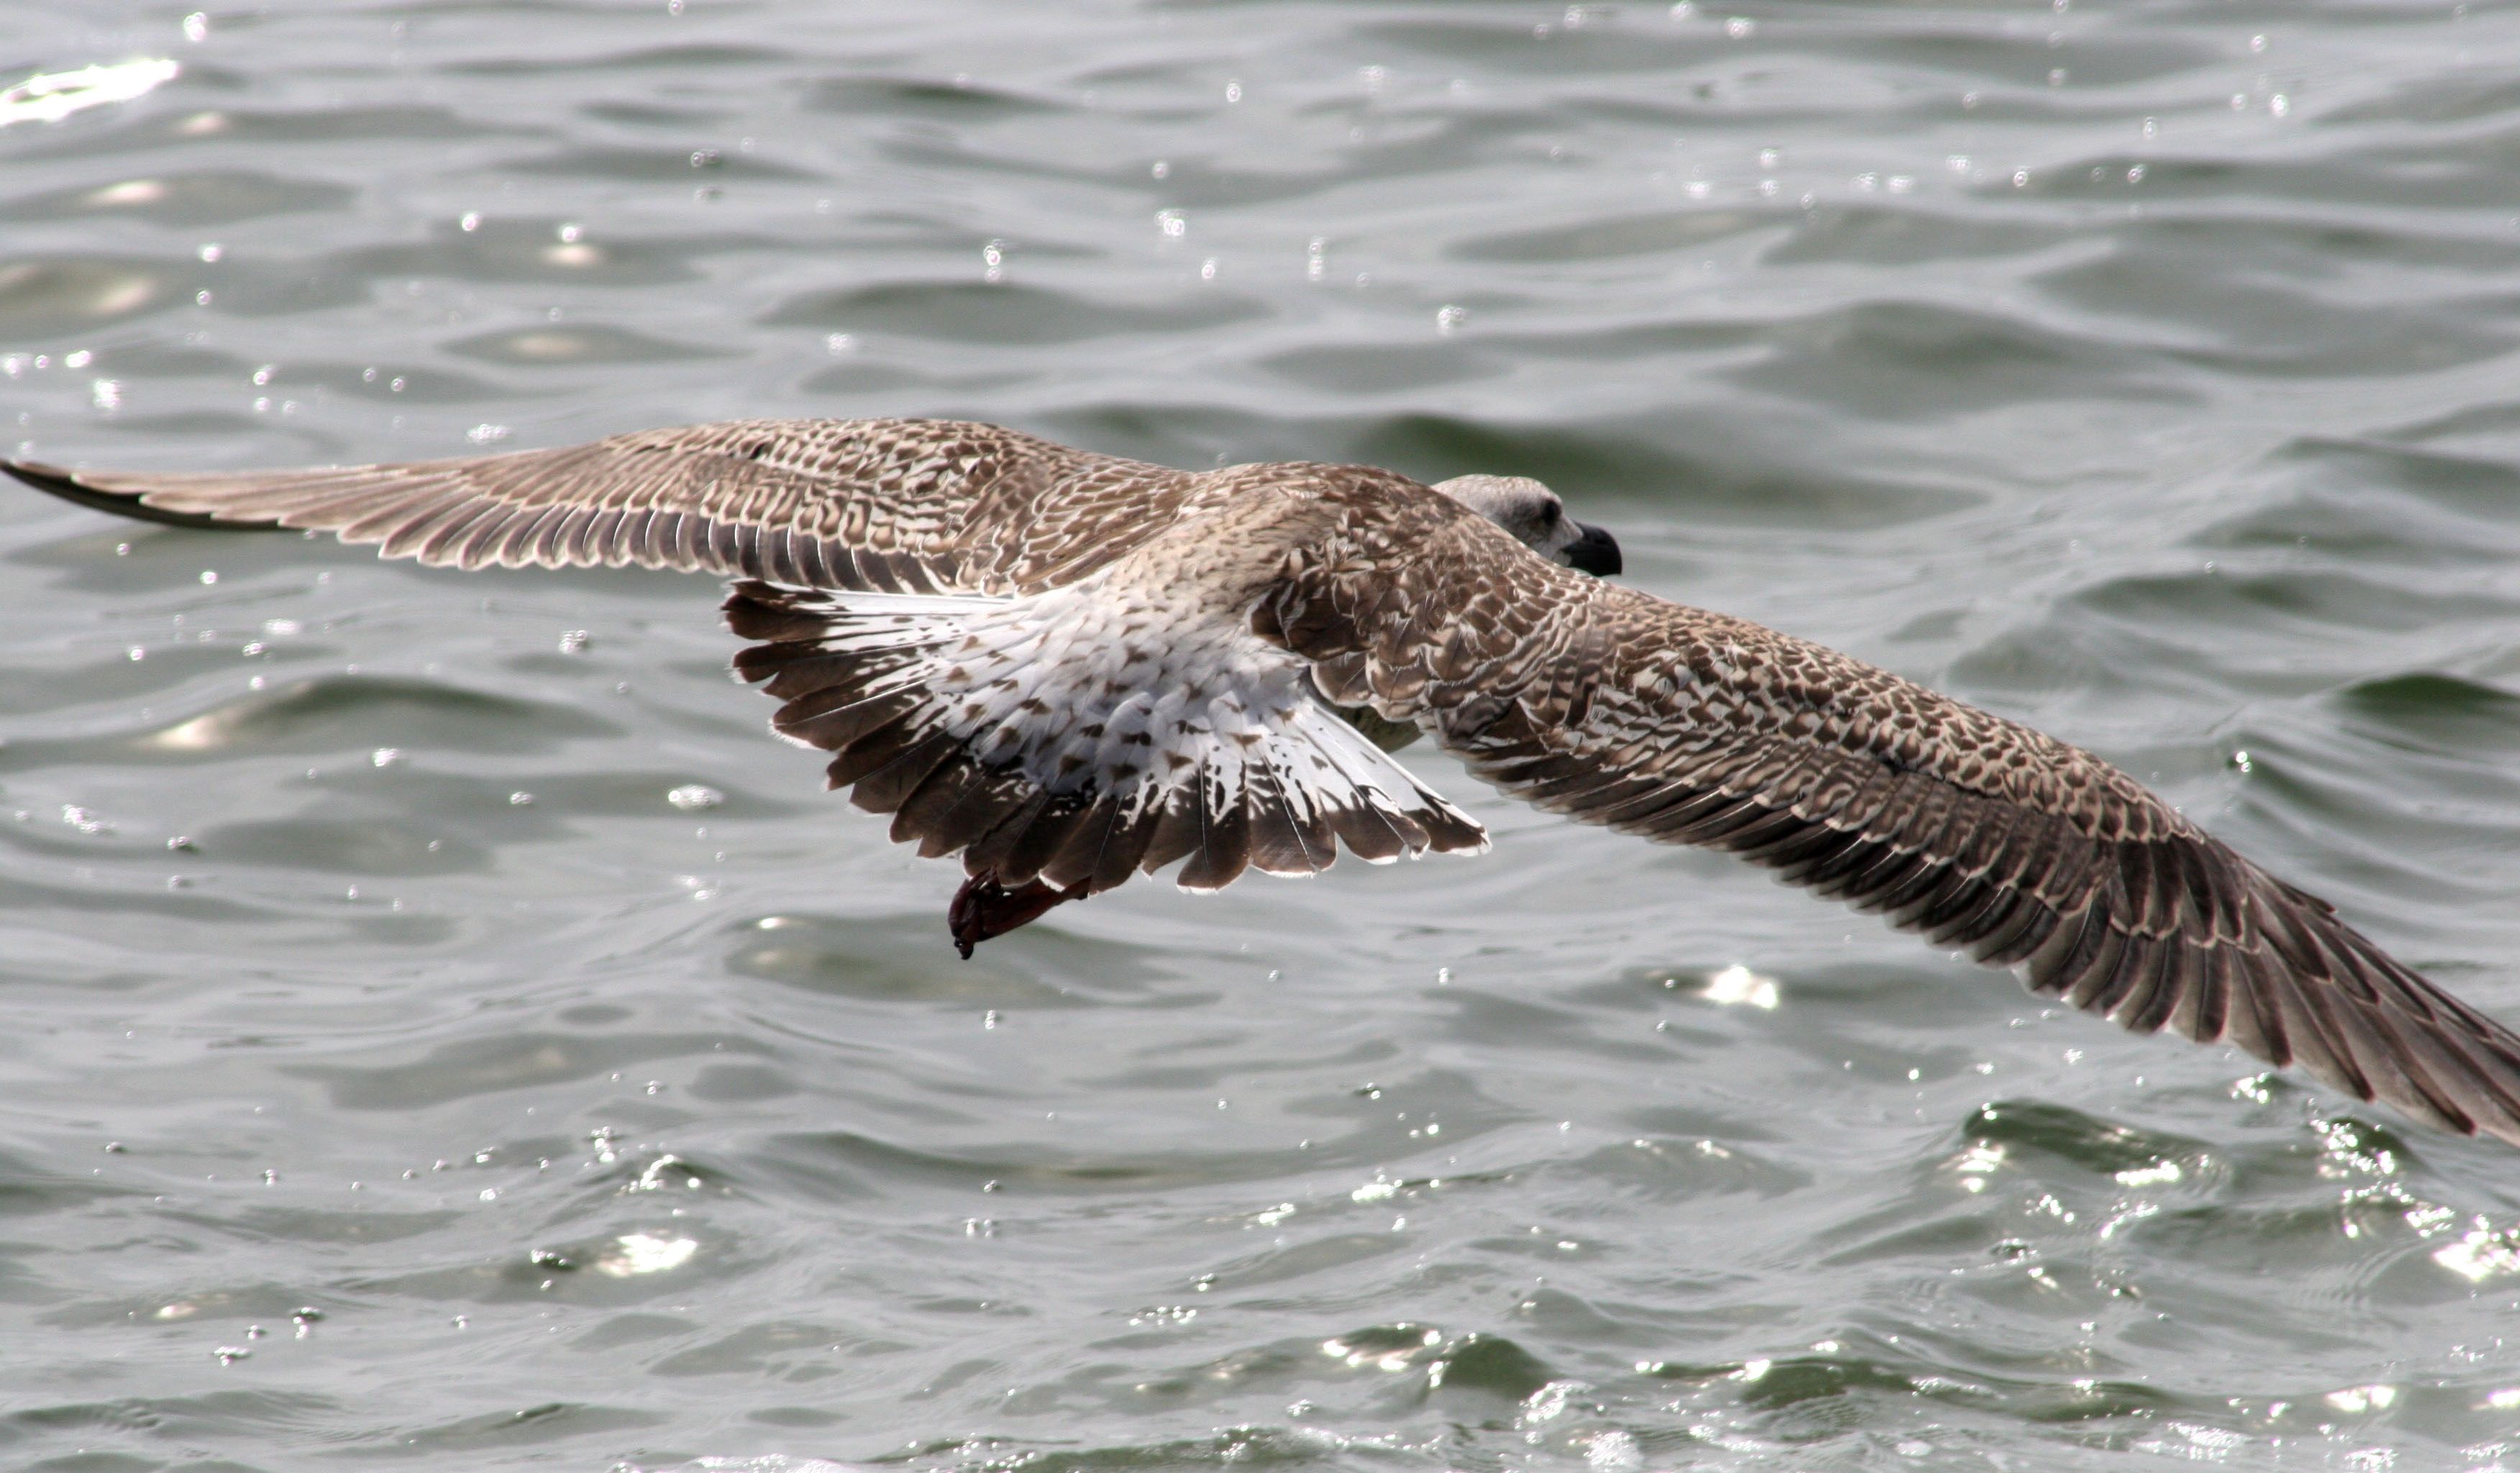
12,416,2520,1150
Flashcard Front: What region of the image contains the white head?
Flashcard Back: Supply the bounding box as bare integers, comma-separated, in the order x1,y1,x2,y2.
1433,474,1622,575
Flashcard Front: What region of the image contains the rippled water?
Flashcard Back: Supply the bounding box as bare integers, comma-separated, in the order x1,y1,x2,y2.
6,1,2520,1469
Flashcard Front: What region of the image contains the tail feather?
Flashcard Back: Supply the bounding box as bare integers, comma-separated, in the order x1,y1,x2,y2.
722,579,1485,898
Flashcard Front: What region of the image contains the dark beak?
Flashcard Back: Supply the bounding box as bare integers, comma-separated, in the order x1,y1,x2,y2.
1563,521,1622,577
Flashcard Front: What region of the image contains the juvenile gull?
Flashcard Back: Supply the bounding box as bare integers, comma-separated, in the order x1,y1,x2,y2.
12,416,2520,1149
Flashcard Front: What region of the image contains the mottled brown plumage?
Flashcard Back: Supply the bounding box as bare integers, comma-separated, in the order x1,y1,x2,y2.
12,416,2520,1149
14,417,1201,593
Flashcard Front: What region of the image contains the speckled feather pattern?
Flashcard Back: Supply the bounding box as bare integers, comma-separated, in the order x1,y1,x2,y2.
9,417,1203,595
1264,492,2520,1145
12,416,2520,1147
724,572,1486,895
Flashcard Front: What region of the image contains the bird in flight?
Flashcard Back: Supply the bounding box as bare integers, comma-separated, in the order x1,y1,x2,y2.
11,417,2520,1149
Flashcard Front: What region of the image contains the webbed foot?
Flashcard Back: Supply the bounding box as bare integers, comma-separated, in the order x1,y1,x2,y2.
947,872,1088,958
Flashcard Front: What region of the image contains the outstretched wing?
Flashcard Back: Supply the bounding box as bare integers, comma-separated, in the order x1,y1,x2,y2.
1265,504,2520,1148
1,418,1203,596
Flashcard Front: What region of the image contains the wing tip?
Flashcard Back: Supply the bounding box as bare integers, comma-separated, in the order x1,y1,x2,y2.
2,457,280,531
1,457,74,492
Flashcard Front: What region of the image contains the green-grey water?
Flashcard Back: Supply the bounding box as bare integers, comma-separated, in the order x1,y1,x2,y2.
6,1,2520,1469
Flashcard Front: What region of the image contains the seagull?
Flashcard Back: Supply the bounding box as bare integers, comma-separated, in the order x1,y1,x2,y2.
12,416,2520,1149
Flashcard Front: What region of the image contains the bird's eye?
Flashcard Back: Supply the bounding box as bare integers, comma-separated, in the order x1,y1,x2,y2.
1539,503,1562,529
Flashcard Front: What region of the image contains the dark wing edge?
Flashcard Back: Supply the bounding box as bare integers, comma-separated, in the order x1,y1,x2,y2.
4,458,250,530
1267,519,2520,1149
1,418,1201,596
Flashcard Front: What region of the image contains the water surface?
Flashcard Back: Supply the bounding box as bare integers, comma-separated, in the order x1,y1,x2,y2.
6,1,2520,1469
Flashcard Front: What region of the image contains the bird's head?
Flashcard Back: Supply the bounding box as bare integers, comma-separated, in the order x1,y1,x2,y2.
1433,474,1622,577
